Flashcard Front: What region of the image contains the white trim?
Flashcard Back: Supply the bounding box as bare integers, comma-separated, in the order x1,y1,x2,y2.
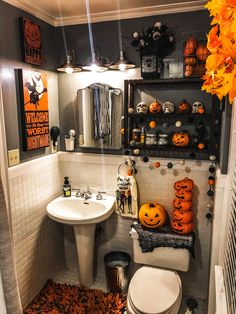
55,1,208,26
2,0,207,26
2,0,55,26
215,266,228,314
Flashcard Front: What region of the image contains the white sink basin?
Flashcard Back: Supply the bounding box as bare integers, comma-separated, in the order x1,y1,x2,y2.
46,193,115,288
47,194,115,225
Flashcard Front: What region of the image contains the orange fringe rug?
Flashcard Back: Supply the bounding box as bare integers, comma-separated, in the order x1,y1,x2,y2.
23,280,127,314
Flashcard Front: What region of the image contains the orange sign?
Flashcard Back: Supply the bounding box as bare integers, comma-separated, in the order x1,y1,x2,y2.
19,70,49,151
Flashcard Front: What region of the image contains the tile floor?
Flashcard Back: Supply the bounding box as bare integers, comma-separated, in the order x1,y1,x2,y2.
54,268,207,313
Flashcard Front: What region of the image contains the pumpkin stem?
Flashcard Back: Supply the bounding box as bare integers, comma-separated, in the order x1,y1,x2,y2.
149,203,155,208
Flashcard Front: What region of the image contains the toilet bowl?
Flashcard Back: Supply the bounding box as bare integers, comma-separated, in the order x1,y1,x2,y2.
127,228,190,314
127,266,182,314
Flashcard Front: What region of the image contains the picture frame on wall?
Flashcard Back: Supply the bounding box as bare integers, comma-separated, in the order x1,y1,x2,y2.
140,49,163,79
15,69,49,151
19,17,42,65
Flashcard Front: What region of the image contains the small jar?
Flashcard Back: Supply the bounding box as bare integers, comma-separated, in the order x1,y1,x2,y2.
145,133,157,146
132,125,141,144
158,134,169,146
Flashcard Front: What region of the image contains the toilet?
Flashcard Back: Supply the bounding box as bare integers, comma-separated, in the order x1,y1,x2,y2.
127,228,190,314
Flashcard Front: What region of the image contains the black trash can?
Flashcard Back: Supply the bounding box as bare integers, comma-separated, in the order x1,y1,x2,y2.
104,251,131,294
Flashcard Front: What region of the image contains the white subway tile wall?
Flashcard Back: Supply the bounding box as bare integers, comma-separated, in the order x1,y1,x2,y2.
8,154,65,308
59,152,212,300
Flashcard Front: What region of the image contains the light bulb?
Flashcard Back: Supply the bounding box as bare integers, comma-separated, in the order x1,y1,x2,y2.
118,63,126,71
65,67,73,74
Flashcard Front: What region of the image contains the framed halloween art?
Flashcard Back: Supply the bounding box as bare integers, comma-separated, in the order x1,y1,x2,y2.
15,69,49,151
19,17,42,65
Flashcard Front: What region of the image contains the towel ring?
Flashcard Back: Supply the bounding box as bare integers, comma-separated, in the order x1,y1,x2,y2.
118,160,136,176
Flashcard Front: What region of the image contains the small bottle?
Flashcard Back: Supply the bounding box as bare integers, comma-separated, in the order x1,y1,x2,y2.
132,124,141,144
63,177,71,197
140,127,145,145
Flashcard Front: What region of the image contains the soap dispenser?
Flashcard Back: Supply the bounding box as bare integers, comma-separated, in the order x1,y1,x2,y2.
63,177,71,197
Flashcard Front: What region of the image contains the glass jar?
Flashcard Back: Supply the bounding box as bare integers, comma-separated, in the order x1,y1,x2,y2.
146,133,157,146
158,134,169,146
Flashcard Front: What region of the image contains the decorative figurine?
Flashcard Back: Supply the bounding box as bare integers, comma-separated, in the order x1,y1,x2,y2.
192,101,205,114
162,101,175,113
149,100,162,113
177,99,191,113
136,102,148,114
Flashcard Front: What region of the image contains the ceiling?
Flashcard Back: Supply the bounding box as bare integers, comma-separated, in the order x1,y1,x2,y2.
3,0,207,26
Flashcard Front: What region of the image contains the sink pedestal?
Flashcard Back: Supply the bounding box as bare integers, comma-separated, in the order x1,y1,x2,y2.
73,224,96,288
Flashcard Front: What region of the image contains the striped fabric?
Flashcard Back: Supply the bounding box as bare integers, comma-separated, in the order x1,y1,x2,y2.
0,178,22,314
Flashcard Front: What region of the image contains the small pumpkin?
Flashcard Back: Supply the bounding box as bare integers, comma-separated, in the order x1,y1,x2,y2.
175,189,192,202
198,143,205,150
171,220,194,235
184,57,197,65
173,198,192,211
184,65,193,77
184,37,197,56
174,177,194,191
196,44,209,61
139,202,167,229
149,100,162,113
149,120,157,128
172,210,193,224
172,132,190,147
178,99,191,113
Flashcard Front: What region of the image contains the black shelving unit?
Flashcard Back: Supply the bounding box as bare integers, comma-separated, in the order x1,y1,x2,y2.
124,78,222,160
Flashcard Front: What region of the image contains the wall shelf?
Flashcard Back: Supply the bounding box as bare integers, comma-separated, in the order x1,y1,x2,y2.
123,78,222,161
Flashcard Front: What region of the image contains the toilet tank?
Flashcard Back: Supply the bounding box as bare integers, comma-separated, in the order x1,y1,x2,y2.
130,228,190,272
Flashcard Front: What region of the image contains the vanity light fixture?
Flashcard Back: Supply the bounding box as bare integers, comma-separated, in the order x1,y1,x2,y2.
110,51,135,71
57,54,82,74
82,52,109,72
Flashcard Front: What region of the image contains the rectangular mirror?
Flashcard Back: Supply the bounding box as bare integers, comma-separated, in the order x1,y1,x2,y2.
77,83,123,149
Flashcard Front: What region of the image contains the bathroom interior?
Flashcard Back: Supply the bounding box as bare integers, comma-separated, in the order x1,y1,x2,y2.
0,0,235,313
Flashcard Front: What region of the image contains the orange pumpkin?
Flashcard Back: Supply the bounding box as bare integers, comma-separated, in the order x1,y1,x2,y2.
198,143,205,150
149,100,162,113
178,100,191,113
196,44,209,61
184,65,193,77
172,210,193,223
172,132,190,147
184,57,196,65
173,198,192,211
174,177,194,191
139,202,167,229
171,220,194,235
184,37,197,56
149,120,157,128
175,189,192,202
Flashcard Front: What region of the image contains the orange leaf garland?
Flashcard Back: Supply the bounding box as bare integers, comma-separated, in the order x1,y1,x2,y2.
203,0,236,103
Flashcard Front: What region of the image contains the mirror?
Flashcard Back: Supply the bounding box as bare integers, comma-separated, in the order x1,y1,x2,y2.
77,83,123,149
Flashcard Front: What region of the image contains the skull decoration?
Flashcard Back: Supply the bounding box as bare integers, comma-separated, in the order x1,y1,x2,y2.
162,101,175,114
192,101,204,114
136,102,148,114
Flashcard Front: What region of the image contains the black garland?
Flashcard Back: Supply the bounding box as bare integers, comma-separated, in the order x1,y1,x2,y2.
131,22,176,58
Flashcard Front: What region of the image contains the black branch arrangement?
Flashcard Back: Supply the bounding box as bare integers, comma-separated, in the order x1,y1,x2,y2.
131,21,176,58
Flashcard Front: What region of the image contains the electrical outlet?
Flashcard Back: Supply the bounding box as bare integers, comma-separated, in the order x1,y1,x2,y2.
8,149,20,167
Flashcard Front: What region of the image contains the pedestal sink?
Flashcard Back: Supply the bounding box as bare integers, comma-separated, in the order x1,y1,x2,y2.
47,193,115,287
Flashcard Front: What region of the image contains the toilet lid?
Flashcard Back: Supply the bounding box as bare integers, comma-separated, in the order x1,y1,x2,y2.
129,266,180,314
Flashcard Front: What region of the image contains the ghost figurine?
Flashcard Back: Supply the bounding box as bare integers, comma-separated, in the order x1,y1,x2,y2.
162,101,175,114
192,101,204,114
136,102,148,114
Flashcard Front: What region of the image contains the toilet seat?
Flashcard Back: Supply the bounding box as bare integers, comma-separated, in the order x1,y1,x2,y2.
128,266,181,314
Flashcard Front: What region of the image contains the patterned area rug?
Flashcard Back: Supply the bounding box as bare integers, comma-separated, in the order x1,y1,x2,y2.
23,280,127,314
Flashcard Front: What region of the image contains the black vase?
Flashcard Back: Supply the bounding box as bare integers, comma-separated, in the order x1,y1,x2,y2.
140,49,163,79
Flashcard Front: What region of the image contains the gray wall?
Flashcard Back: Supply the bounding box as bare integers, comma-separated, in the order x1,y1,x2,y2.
0,0,58,162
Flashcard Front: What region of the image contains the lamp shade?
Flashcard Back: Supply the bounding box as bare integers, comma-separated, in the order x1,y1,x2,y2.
57,55,82,74
110,51,135,71
82,54,109,73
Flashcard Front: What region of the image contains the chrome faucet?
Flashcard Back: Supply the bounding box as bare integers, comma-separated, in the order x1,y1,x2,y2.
85,186,92,195
84,193,92,200
96,191,106,200
75,189,84,198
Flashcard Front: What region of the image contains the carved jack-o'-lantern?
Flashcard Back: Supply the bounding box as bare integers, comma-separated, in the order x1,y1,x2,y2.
139,202,167,229
173,198,192,211
177,99,191,113
24,20,41,49
174,177,194,191
172,210,193,223
149,100,162,114
175,189,192,202
172,132,190,147
171,220,194,235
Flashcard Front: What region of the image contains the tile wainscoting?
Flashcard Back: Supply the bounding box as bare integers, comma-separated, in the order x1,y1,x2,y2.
8,154,65,308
